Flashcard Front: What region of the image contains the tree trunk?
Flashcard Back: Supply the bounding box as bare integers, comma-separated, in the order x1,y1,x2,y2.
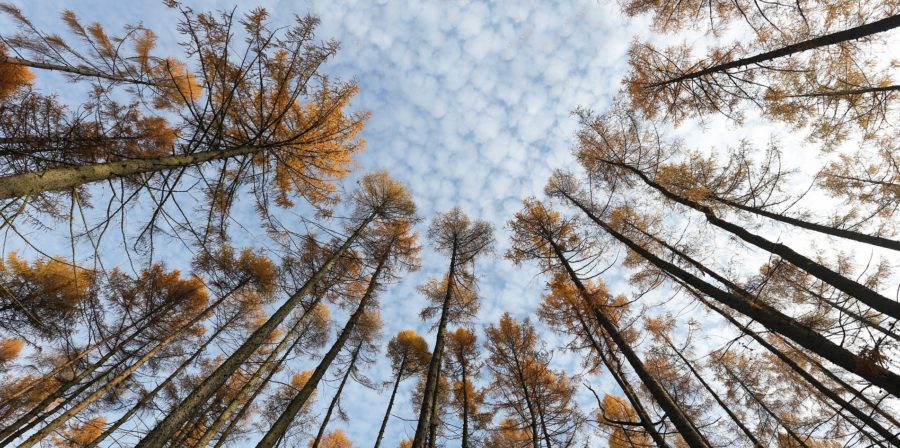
0,145,262,200
460,360,470,448
373,357,406,448
785,84,900,98
256,245,389,448
647,14,900,88
411,242,457,448
136,213,375,448
543,226,710,448
716,197,900,251
311,343,362,448
618,162,900,320
426,362,443,448
559,190,900,397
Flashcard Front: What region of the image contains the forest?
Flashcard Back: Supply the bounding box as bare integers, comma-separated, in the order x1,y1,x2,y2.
0,0,897,447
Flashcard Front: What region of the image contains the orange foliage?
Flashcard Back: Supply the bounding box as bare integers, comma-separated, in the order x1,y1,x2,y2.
0,338,24,363
52,416,106,447
310,429,352,448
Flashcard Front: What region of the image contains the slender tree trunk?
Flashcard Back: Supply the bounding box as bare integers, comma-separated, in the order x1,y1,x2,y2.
256,245,389,448
543,226,709,448
88,312,240,448
373,357,406,448
665,338,763,447
411,242,458,448
460,360,470,448
573,308,672,448
647,14,900,88
786,84,900,98
136,214,375,448
311,343,362,448
617,163,900,320
559,190,900,397
0,145,262,200
535,391,554,448
716,197,900,251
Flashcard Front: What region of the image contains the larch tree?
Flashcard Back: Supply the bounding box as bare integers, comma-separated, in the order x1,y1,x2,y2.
411,207,494,448
483,313,584,448
445,327,491,448
373,330,431,448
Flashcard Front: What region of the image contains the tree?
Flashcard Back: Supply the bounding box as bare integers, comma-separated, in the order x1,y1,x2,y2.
313,429,353,448
597,394,652,448
484,313,584,448
135,171,416,448
445,327,491,447
411,207,494,448
374,330,431,448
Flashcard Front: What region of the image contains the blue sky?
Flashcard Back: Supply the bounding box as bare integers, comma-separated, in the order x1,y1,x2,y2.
5,1,896,447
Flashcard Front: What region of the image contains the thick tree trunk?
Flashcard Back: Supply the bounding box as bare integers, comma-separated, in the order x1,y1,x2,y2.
373,357,406,448
411,243,457,448
559,191,900,397
0,145,261,200
647,14,900,88
136,214,374,448
256,246,389,448
716,197,900,251
619,163,900,320
311,343,362,448
426,362,443,448
544,228,710,448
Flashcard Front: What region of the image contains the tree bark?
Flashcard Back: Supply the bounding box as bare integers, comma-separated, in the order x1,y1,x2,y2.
256,244,389,448
373,356,406,448
411,241,458,448
647,14,900,88
136,214,375,448
460,360,470,448
558,191,900,397
716,197,900,251
0,145,262,200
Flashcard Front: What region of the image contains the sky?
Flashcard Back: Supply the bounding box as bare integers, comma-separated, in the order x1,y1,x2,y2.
3,1,897,447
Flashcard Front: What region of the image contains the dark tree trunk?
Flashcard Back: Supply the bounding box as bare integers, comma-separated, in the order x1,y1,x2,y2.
311,343,362,448
373,356,406,448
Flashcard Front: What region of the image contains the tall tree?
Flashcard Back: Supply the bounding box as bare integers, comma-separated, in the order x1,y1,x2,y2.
411,207,494,448
373,330,430,448
445,327,491,448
